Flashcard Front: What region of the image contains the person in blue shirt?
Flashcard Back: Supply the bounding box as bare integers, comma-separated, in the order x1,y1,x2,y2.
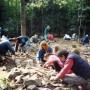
44,26,50,41
36,40,52,64
0,41,15,55
0,41,15,61
81,35,89,45
15,36,29,52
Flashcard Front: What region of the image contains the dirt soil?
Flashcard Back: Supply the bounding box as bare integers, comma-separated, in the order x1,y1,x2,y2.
0,38,90,90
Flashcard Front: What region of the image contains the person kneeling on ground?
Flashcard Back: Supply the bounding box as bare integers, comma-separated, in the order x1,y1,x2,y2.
0,41,15,61
63,34,71,41
49,50,90,83
43,53,63,72
36,41,52,65
81,35,89,45
48,34,54,42
30,34,38,43
43,53,72,73
72,33,78,41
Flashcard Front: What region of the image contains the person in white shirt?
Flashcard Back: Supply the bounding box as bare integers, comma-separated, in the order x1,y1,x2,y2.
72,33,78,41
63,34,71,41
1,35,9,42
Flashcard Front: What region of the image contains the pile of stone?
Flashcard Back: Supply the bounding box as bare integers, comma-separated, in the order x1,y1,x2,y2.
6,66,64,90
3,56,90,90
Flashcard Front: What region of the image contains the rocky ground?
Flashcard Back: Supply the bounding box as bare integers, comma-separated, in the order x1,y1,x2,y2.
0,38,90,90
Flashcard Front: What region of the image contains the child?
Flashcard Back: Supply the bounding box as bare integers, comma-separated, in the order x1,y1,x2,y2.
43,53,72,74
43,53,63,72
72,48,89,62
53,45,60,54
72,48,80,55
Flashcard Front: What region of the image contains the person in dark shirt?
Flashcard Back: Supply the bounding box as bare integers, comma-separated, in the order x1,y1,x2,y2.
81,35,89,45
50,50,90,84
15,36,28,52
0,41,15,61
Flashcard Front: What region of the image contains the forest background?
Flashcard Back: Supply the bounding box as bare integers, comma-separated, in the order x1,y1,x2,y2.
0,0,90,38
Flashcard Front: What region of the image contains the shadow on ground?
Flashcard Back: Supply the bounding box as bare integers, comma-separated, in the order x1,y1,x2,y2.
0,59,16,71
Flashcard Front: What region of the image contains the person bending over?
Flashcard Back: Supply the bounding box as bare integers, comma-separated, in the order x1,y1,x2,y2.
49,50,90,82
0,41,15,61
15,36,30,55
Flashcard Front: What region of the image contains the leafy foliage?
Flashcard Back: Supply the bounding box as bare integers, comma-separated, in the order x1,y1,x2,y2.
0,0,90,37
0,72,11,90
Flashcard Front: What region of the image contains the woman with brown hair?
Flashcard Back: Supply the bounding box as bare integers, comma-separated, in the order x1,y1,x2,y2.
36,41,52,63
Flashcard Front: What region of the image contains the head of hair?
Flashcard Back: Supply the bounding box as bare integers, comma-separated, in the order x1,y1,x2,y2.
56,50,69,59
53,45,59,54
72,48,80,55
40,40,48,51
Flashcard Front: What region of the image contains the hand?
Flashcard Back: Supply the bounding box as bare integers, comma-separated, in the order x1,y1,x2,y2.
50,76,56,81
50,76,62,83
37,61,43,67
37,61,42,64
43,64,46,68
43,64,48,68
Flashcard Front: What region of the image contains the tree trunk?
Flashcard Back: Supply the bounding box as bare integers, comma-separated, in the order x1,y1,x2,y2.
16,0,18,36
20,0,26,36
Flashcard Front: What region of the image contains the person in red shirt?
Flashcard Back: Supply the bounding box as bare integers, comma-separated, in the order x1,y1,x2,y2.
49,50,90,81
48,34,54,41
